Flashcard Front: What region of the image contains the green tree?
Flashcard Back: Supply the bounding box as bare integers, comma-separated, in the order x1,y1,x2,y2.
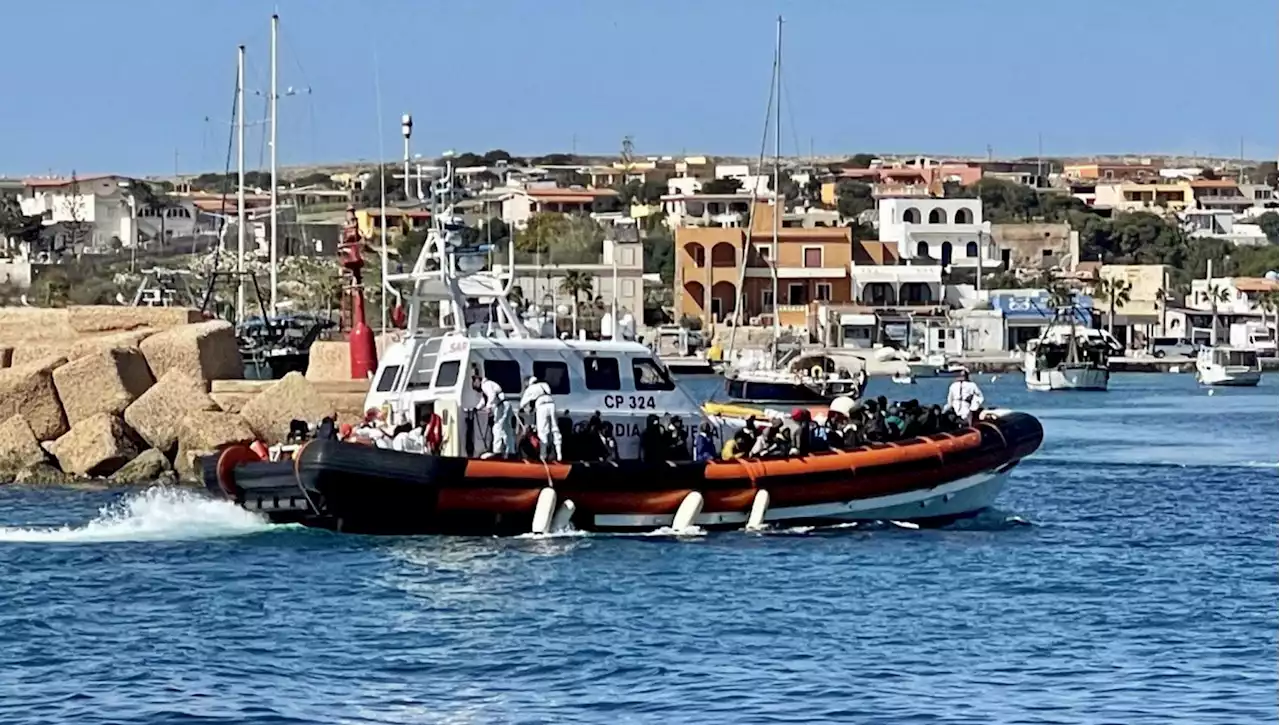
514,212,564,256
559,270,594,306
844,153,876,169
1256,211,1277,244
293,171,334,188
835,180,874,219
1259,290,1278,345
1093,277,1132,336
767,171,801,203
643,226,675,284
0,196,44,252
1204,283,1230,345
701,177,743,195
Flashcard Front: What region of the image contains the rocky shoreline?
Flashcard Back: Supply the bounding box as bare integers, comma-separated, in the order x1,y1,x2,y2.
0,306,368,490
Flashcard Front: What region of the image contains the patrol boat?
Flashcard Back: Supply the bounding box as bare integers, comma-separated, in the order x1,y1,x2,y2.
204,185,1044,535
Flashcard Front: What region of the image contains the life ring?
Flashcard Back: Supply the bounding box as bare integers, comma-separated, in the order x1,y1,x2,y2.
809,365,824,379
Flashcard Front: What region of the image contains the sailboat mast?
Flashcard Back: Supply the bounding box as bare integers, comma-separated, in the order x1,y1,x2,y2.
770,15,783,366
236,45,247,323
268,13,279,318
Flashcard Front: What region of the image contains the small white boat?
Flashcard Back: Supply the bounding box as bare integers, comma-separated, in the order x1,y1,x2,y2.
1024,306,1119,392
891,373,916,385
1195,346,1261,387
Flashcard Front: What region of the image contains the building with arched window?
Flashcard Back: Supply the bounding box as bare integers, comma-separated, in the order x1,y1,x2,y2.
876,197,1000,273
675,201,854,326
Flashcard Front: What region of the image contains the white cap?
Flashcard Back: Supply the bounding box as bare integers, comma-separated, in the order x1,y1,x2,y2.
829,395,856,417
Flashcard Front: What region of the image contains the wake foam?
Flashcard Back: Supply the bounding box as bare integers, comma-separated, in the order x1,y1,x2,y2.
0,486,273,544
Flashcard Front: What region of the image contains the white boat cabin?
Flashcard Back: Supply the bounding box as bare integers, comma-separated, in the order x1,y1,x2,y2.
365,334,706,460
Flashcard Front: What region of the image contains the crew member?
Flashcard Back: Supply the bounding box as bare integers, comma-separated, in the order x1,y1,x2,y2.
946,369,985,425
520,375,561,461
489,387,516,457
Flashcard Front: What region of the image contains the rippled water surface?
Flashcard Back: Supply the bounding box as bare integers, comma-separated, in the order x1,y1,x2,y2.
0,373,1276,724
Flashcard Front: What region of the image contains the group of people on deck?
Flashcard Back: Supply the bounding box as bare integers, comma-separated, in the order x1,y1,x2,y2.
311,366,986,465
720,370,986,461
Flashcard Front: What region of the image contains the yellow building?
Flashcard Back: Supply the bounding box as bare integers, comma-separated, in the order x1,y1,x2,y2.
1092,181,1193,212
354,207,432,239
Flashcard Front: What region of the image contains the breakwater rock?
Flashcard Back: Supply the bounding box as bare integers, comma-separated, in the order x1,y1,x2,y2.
0,306,367,488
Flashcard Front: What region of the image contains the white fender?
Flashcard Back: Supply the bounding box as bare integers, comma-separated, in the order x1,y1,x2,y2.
531,487,557,535
745,489,770,531
671,491,704,531
550,499,576,532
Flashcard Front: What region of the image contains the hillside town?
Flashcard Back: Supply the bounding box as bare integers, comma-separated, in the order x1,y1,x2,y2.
0,148,1277,359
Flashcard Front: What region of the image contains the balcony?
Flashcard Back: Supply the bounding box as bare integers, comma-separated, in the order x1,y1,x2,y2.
744,266,848,279
850,265,942,284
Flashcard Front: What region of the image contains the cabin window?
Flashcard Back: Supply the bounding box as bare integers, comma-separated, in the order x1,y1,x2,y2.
726,380,746,398
374,365,402,393
483,359,523,394
632,357,675,391
584,356,621,390
407,338,442,389
433,360,461,388
533,361,571,394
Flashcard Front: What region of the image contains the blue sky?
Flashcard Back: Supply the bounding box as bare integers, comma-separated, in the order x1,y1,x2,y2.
5,0,1276,176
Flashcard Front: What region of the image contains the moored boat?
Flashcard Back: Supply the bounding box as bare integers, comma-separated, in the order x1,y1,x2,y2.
1195,346,1262,387
1025,306,1119,392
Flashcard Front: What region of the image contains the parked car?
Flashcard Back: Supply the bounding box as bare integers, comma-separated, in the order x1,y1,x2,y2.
1150,337,1198,358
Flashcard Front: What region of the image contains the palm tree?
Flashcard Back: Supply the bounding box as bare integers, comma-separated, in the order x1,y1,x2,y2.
559,271,594,307
1094,277,1132,338
1205,283,1230,346
1259,289,1278,349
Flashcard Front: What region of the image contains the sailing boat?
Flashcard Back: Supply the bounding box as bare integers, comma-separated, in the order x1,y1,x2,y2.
716,17,868,408
1024,303,1115,391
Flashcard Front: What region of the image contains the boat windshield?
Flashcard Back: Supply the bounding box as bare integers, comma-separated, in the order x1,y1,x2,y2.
1215,349,1258,367
725,380,830,402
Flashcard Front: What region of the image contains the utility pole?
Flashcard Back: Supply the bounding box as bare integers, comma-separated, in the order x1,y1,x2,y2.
236,45,247,322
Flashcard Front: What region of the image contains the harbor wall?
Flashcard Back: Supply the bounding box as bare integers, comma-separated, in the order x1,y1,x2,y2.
0,306,354,486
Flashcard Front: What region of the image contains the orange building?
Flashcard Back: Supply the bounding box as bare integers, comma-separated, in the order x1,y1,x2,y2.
675,202,853,326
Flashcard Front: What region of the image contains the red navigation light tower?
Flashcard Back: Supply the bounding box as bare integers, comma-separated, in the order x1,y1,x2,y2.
338,206,377,379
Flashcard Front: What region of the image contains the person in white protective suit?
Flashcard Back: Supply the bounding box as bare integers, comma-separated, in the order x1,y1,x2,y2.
474,373,513,457
945,369,985,425
488,387,516,457
519,375,562,461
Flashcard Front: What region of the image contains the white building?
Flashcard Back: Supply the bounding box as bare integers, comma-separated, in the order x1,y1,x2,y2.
496,236,646,335
1181,210,1269,246
877,197,999,271
19,174,206,251
1187,276,1278,316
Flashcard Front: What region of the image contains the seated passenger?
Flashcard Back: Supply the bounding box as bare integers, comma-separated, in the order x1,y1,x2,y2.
825,396,862,450
750,420,789,458
640,414,667,463
667,415,691,460
722,428,754,460
693,422,717,462
884,405,906,439
862,401,888,442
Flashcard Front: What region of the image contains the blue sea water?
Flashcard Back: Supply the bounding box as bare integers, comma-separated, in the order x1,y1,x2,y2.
0,373,1275,724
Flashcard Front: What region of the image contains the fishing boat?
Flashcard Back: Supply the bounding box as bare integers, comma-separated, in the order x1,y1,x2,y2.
722,348,869,405
1195,346,1262,387
1024,306,1118,391
202,154,1045,535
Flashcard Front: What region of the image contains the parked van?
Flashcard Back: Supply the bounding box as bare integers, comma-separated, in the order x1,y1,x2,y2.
1150,337,1198,358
